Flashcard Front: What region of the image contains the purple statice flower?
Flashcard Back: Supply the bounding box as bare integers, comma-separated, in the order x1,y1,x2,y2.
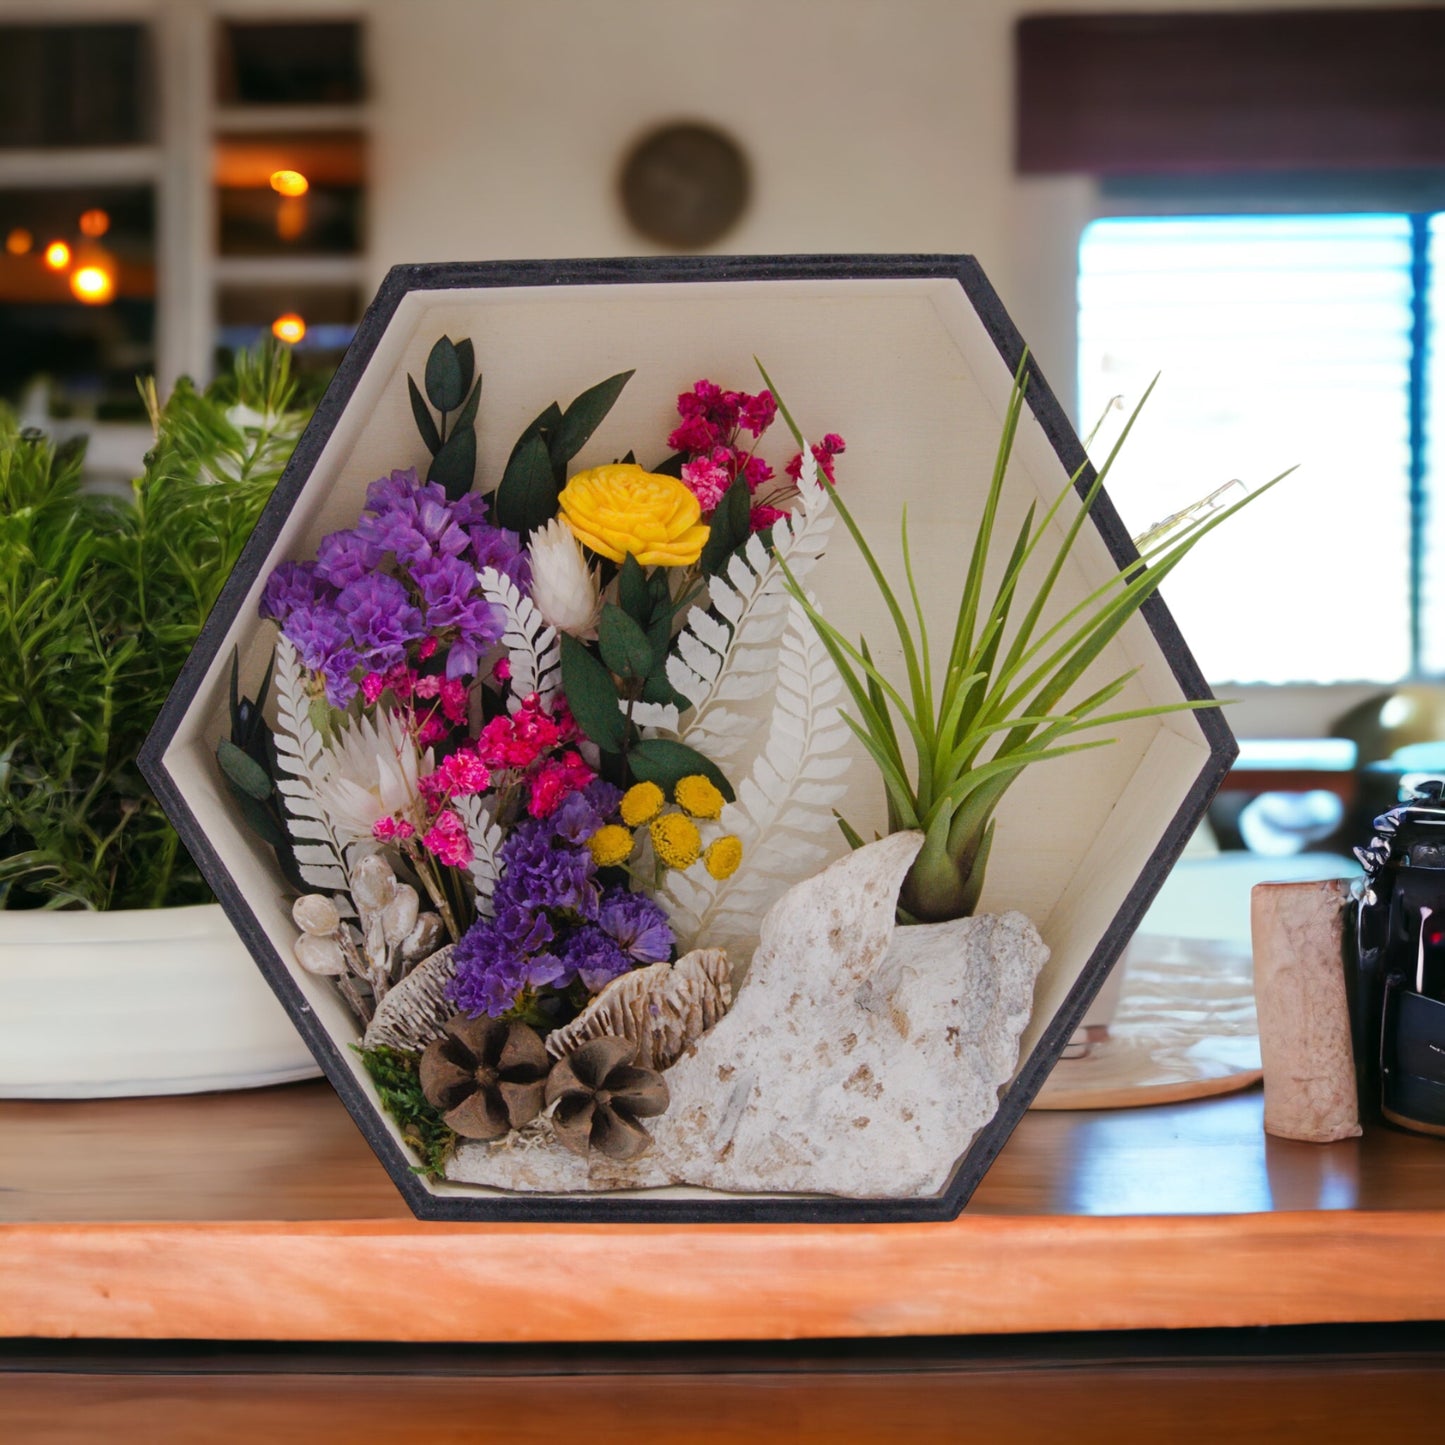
314,528,386,588
335,574,425,671
561,925,632,994
260,561,333,623
597,887,673,964
549,789,608,846
411,554,482,629
451,492,492,529
356,469,470,569
449,908,575,1018
280,603,349,671
492,902,555,955
469,523,531,592
319,648,364,709
494,820,599,920
443,597,506,680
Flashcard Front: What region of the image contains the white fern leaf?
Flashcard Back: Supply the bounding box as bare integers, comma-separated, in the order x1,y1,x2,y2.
660,594,849,958
271,635,349,892
478,565,562,713
454,794,505,918
629,701,681,733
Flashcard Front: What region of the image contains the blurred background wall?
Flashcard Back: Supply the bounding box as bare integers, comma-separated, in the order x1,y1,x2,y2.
3,0,1444,743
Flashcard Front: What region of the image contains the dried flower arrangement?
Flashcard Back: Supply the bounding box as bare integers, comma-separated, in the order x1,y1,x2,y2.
223,336,847,1176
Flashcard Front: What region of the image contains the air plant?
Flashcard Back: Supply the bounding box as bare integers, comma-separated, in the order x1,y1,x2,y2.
776,356,1291,924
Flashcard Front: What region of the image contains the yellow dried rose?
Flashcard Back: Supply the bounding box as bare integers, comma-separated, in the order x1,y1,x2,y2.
559,463,710,567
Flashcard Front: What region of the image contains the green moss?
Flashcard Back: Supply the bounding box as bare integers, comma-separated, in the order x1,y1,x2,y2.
356,1044,458,1181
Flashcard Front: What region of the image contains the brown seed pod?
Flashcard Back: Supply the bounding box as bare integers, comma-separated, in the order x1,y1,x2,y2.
419,1014,550,1140
543,1035,670,1160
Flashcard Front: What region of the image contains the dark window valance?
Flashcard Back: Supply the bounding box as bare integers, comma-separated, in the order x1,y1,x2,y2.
1016,9,1445,175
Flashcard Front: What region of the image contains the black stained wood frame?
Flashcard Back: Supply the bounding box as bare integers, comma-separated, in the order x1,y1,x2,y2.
139,255,1237,1223
1016,8,1445,176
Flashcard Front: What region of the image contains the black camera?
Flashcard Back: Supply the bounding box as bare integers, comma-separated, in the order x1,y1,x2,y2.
1352,778,1445,1136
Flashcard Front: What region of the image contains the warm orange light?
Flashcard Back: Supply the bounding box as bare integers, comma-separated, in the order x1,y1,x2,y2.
70,263,115,304
275,194,307,242
5,227,32,256
78,208,110,238
43,240,70,270
271,313,306,344
269,169,309,197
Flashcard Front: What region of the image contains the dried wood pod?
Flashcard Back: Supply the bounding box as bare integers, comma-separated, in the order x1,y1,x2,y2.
544,948,732,1071
362,945,457,1052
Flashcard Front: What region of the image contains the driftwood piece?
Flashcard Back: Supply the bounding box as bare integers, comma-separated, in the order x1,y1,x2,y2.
1251,878,1360,1143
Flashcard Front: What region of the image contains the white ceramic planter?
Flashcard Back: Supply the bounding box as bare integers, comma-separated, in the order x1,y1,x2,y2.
0,903,320,1098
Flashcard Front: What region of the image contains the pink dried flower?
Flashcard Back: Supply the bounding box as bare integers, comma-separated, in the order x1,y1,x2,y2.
414,674,442,699
440,677,469,724
418,635,439,661
742,453,774,492
421,809,473,868
361,672,387,705
785,433,846,486
749,504,789,533
371,815,416,843
416,715,449,749
383,663,416,703
526,749,596,819
681,455,731,512
492,656,512,684
419,747,492,804
667,414,719,454
739,389,777,437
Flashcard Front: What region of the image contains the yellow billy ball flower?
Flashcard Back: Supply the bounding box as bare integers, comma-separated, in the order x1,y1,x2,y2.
587,824,635,868
559,463,710,567
703,835,744,881
674,773,724,820
620,781,665,826
650,812,702,870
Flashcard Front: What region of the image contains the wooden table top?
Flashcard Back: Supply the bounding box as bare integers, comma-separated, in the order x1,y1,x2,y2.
4,1079,1445,1342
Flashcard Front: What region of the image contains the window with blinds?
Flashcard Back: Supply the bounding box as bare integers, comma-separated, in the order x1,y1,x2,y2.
1078,214,1423,685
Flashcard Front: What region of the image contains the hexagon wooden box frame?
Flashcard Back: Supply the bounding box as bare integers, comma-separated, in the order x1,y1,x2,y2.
141,256,1235,1223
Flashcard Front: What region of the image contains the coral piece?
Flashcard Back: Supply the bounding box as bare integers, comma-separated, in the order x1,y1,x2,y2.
544,949,732,1070
362,945,457,1053
419,1014,550,1140
448,833,1047,1198
544,1036,670,1160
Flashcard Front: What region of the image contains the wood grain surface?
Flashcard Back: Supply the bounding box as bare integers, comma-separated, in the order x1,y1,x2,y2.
4,1081,1445,1342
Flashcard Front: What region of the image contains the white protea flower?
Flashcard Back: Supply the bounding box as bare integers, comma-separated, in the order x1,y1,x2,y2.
528,517,602,639
315,707,432,847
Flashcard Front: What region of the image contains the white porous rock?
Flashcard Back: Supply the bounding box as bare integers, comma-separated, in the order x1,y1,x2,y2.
446,832,1048,1199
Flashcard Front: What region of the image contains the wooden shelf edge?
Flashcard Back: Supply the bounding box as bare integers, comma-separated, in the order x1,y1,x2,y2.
6,1210,1445,1342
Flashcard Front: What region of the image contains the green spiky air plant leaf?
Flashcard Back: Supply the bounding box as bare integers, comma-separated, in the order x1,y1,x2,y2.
781,353,1291,923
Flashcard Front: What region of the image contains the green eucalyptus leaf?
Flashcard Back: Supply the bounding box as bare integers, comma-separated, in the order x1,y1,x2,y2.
424,336,464,413
494,433,557,534
628,738,735,803
452,375,483,440
217,737,272,802
408,375,441,456
700,474,751,574
559,634,627,751
553,370,634,464
454,338,475,397
227,786,288,849
618,554,650,624
641,668,690,708
597,602,655,679
427,425,476,502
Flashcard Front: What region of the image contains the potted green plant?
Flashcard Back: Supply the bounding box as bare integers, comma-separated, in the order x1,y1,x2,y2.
0,345,317,1096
